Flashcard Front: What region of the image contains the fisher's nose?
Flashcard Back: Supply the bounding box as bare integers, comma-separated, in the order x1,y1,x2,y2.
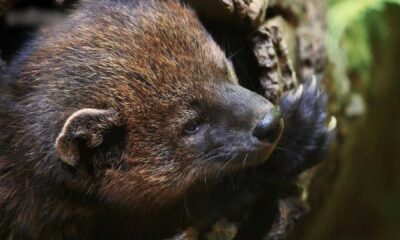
253,107,283,143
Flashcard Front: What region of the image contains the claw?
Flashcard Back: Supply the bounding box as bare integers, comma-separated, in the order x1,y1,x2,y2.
327,116,337,132
309,75,317,91
292,84,304,100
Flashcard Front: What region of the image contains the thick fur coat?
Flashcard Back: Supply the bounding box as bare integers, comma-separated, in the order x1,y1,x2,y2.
0,0,334,239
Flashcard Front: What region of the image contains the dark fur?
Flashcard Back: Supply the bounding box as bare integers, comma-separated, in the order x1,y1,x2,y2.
0,0,333,239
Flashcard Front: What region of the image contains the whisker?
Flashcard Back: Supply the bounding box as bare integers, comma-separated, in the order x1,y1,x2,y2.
217,152,238,177
199,146,225,160
228,47,243,60
275,146,289,152
242,153,249,170
202,152,231,163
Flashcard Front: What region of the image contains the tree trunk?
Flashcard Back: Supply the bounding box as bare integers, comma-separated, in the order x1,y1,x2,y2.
289,4,400,240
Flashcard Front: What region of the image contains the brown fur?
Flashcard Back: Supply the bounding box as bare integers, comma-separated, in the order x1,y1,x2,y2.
0,0,334,239
0,0,274,238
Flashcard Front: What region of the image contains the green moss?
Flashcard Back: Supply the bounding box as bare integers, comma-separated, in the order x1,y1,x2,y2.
327,0,400,99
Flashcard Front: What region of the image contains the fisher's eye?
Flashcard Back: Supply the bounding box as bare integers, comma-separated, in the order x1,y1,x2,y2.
184,118,203,134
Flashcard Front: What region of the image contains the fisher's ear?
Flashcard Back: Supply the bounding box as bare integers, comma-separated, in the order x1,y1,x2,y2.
55,108,122,166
